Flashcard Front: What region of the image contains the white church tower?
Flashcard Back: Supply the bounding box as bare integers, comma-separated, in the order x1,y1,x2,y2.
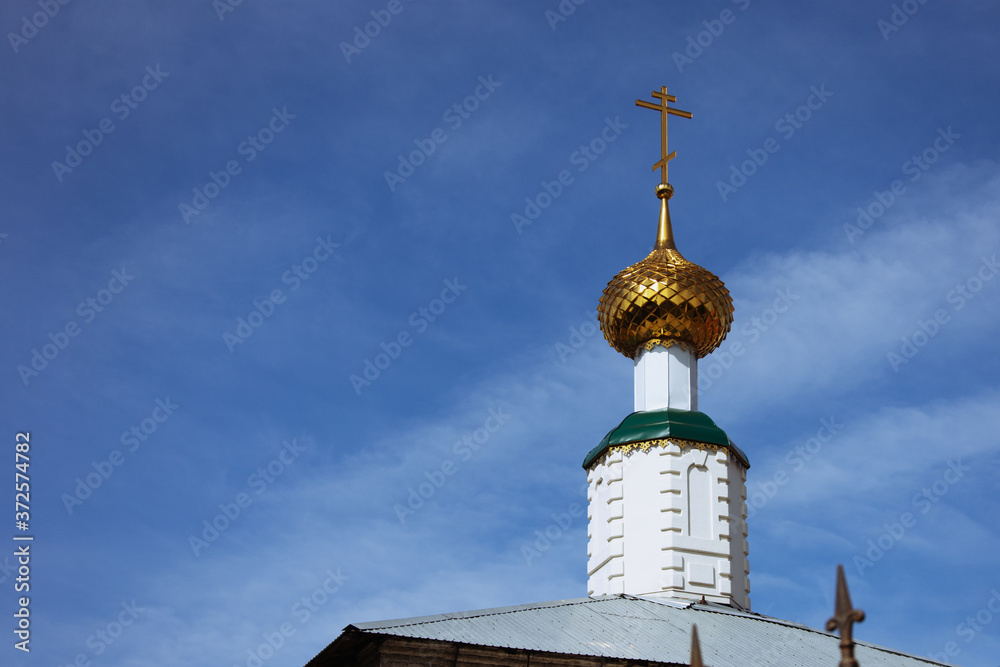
586,87,750,609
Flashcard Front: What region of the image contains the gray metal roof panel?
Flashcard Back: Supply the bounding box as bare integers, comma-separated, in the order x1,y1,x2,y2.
351,597,598,630
351,595,947,667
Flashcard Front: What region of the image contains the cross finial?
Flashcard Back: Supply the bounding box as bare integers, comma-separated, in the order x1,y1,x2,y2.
826,564,866,667
636,86,693,186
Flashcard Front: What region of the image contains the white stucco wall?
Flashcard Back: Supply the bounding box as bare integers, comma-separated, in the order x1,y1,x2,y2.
588,441,750,609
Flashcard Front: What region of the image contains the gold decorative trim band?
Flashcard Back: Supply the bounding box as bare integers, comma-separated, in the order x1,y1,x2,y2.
637,338,697,356
615,437,727,457
592,438,729,468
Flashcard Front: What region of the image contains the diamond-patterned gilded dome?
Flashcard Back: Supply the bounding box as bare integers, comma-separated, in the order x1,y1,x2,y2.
598,222,733,360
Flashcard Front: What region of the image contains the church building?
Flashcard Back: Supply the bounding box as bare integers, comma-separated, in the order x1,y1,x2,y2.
304,87,948,667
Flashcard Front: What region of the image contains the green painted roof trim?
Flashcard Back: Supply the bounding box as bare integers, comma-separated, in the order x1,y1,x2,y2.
582,408,749,469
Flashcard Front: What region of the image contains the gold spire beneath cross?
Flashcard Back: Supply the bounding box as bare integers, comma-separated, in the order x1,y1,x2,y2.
636,86,693,184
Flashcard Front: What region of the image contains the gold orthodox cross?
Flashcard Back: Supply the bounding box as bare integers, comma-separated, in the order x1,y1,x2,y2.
636,86,693,184
826,564,866,667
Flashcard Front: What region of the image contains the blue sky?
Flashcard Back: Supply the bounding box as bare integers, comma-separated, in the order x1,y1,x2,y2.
3,1,1000,665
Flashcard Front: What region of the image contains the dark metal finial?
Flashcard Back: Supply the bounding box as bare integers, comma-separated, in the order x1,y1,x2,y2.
689,624,704,667
826,564,866,667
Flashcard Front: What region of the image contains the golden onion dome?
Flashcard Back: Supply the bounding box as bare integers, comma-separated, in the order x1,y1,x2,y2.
598,184,733,359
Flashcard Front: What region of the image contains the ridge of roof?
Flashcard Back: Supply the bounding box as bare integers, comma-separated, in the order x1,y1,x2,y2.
683,598,944,665
348,595,947,666
648,596,945,665
351,596,601,631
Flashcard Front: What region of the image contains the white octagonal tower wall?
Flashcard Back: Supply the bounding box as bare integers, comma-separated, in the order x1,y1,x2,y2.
587,440,750,609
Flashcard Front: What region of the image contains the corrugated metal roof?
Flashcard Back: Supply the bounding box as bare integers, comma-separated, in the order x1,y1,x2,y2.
349,595,947,667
